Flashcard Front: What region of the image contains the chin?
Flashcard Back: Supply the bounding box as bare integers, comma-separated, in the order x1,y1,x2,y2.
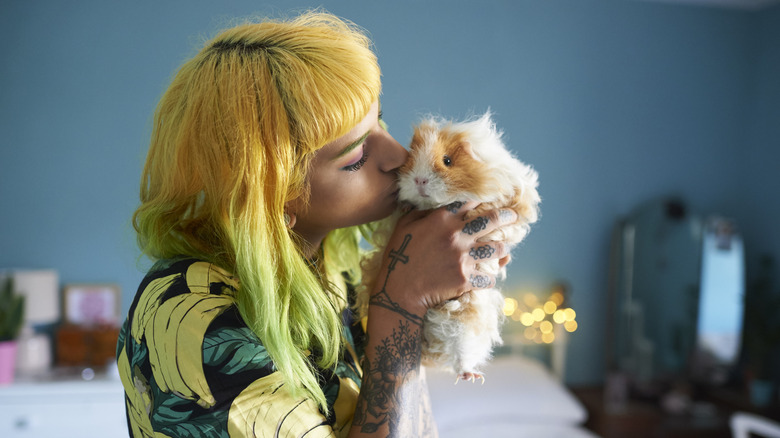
361,200,398,225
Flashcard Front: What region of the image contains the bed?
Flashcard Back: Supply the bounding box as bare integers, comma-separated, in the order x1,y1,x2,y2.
426,355,598,438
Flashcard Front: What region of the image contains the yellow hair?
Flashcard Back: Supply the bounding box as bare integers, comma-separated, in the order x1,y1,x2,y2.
133,11,381,411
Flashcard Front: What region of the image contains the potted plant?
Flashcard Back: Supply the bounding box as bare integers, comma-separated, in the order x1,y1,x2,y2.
0,276,25,384
744,256,780,407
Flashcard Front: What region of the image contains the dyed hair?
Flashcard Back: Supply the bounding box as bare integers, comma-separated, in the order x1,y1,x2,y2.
132,11,381,411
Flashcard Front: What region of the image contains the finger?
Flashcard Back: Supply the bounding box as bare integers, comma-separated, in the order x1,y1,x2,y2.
498,254,512,268
442,200,477,215
468,272,495,290
396,207,429,225
497,208,519,225
468,241,507,262
461,208,518,237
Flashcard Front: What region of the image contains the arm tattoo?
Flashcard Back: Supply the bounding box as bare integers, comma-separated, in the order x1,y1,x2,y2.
469,244,495,260
445,201,465,213
368,234,424,326
463,216,489,235
469,273,491,289
353,321,423,436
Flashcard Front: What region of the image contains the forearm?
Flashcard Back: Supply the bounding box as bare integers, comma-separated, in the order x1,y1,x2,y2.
351,230,436,437
350,306,435,437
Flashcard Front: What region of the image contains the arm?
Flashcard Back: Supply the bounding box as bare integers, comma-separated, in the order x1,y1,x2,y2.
350,203,515,437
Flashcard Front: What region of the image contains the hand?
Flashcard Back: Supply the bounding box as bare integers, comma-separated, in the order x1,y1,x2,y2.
369,201,518,319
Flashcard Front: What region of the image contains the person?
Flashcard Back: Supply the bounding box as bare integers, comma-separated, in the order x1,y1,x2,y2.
116,10,516,438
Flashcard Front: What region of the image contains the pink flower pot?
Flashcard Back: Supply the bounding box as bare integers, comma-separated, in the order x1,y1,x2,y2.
0,341,18,385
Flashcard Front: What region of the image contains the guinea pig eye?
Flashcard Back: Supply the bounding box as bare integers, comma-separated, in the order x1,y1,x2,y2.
443,155,452,167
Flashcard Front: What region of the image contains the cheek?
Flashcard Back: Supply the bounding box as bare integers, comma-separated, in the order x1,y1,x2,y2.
303,172,341,216
307,171,393,224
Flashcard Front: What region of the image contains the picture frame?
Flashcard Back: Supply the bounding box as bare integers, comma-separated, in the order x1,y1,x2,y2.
62,284,121,326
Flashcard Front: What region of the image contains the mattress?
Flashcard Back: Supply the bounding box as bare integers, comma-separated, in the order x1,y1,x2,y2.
426,355,598,437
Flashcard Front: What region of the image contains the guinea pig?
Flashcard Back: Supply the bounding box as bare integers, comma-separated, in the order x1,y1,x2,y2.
357,110,540,381
399,111,540,254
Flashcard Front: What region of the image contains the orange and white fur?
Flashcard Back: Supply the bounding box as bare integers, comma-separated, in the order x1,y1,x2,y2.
359,111,540,381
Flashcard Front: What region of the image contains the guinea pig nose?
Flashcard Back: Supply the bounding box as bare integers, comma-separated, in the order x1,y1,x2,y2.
415,177,428,185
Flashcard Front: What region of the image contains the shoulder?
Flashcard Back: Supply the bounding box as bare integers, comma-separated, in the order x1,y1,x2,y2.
138,258,239,302
121,259,246,403
118,259,287,435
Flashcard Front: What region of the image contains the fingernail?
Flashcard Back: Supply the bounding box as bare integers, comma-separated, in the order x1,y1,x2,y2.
499,209,517,223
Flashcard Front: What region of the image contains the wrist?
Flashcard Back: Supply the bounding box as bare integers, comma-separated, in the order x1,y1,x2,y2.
367,287,426,327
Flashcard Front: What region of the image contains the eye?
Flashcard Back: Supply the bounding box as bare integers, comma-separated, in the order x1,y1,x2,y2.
443,155,452,167
341,146,369,172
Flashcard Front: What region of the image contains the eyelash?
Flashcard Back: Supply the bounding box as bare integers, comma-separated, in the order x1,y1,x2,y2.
342,147,369,172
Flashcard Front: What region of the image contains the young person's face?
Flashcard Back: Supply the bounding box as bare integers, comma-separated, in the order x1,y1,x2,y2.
288,101,408,249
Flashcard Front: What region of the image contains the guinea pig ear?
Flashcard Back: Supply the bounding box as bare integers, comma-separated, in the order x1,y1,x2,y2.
458,138,481,162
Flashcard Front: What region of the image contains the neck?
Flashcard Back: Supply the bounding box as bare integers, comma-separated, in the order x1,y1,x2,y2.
296,233,324,260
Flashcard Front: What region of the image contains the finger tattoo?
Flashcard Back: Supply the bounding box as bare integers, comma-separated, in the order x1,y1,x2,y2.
469,274,491,289
445,201,465,214
463,216,488,235
469,244,495,260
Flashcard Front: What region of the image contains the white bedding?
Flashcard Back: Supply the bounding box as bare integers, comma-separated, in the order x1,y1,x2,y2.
426,355,598,438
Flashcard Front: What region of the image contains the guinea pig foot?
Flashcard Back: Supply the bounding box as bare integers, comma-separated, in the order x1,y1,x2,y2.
455,372,485,384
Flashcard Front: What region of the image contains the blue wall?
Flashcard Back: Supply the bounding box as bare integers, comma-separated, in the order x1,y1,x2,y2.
1,0,778,386
741,5,780,274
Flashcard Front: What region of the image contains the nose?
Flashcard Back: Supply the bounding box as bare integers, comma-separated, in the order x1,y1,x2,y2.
415,177,428,186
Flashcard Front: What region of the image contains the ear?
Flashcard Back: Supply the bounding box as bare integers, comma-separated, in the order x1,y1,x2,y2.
454,136,482,163
284,198,304,229
284,212,297,228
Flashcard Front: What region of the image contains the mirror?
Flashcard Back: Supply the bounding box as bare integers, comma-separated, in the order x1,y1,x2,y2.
606,198,744,396
691,218,745,385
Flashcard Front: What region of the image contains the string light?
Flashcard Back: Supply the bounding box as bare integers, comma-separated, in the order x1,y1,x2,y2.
502,283,577,344
502,298,518,316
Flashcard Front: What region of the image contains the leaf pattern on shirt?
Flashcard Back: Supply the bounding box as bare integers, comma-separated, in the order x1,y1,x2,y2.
117,260,363,437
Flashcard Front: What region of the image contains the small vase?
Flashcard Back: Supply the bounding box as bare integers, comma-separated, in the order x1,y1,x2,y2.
0,340,18,385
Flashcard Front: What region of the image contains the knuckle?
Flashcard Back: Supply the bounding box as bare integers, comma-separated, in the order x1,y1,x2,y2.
445,228,460,247
455,269,469,289
495,241,508,257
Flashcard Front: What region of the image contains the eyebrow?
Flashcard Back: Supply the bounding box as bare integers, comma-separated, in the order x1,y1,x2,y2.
333,130,371,160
